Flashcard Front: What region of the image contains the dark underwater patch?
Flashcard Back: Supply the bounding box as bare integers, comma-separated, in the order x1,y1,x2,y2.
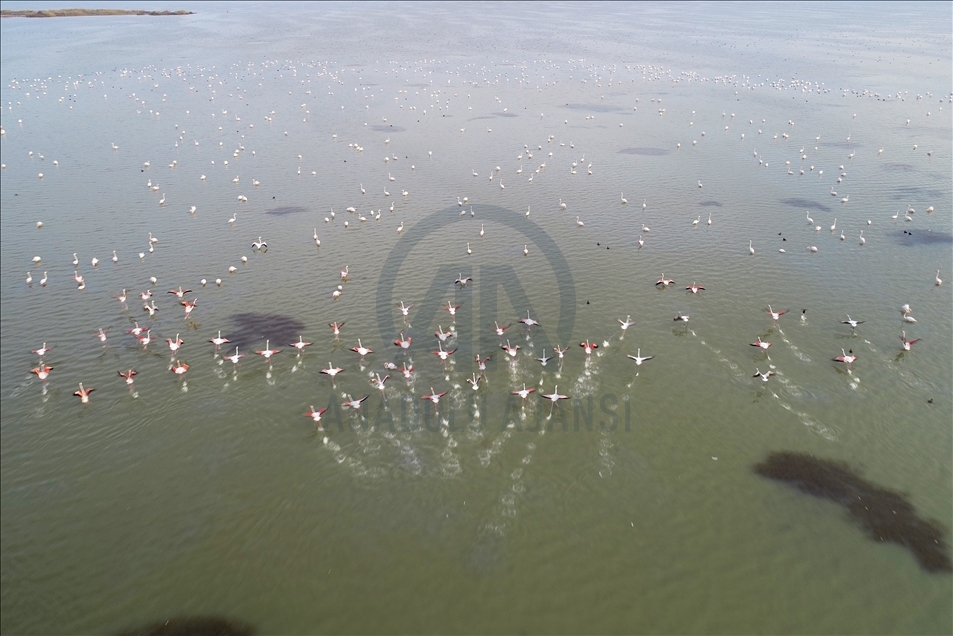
698,200,723,207
116,615,255,636
264,206,306,216
781,198,832,213
228,313,306,349
754,451,951,573
618,147,669,156
894,230,953,246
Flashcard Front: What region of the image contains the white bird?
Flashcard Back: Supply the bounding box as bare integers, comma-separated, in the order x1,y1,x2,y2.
748,240,755,255
575,216,584,227
559,198,567,210
621,193,628,204
91,257,99,267
627,348,654,365
39,272,47,286
111,250,118,263
26,272,32,285
692,216,700,226
806,211,813,225
936,270,943,286
523,245,529,256
707,213,712,226
859,231,865,245
830,218,837,232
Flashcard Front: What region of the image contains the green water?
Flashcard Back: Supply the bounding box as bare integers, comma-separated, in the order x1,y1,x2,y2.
1,2,951,633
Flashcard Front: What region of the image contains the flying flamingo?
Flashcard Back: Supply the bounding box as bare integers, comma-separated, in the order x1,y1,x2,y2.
540,385,569,415
305,406,328,424
512,384,536,406
291,336,312,351
900,331,920,351
833,348,857,368
73,383,95,403
118,369,137,384
626,349,654,365
255,340,281,359
31,365,54,380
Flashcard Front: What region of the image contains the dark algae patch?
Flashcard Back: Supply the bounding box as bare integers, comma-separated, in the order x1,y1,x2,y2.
116,615,254,636
264,205,306,216
754,451,951,573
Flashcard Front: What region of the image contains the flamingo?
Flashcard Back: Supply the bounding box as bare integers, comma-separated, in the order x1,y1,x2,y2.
859,231,865,245
455,274,472,287
143,301,159,316
536,349,553,366
118,369,137,384
73,383,95,403
342,394,369,411
841,315,864,330
554,345,569,359
686,282,705,294
291,336,312,351
31,365,54,380
900,331,920,351
305,406,328,424
321,363,343,380
350,339,373,357
512,384,536,405
372,373,390,393
519,311,540,328
394,333,412,349
936,270,943,286
39,272,47,286
673,313,690,322
806,211,814,224
210,331,229,347
692,216,700,226
494,322,510,338
748,240,755,255
750,337,771,350
444,301,461,320
181,298,197,320
833,348,857,367
580,339,598,355
707,212,712,226
432,343,456,361
225,348,244,365
329,321,345,337
171,360,189,375
540,385,569,414
127,322,145,336
435,325,452,342
656,274,674,287
752,368,774,382
421,387,448,410
767,305,787,321
475,355,491,375
618,315,634,331
501,340,520,357
401,363,414,380
33,343,52,358
115,289,128,304
621,193,628,204
627,349,654,365
251,237,267,251
480,223,485,238
168,286,191,298
339,265,349,281
466,373,481,390
638,235,644,248
167,334,183,352
255,340,280,359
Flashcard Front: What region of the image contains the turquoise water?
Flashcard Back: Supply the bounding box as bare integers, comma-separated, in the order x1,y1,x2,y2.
1,3,951,633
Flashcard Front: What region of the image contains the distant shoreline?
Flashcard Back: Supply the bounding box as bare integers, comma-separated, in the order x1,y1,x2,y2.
1,9,194,18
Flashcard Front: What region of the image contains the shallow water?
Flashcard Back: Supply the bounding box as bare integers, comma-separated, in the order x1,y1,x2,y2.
2,2,951,634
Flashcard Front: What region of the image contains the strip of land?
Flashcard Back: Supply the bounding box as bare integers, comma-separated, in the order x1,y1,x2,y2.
1,9,193,18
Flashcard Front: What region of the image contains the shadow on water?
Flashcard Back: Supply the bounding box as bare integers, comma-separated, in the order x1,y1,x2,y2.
894,185,946,199
228,313,306,349
781,198,832,213
563,102,623,113
882,162,916,173
698,200,723,207
618,147,669,156
754,451,952,573
370,124,406,132
116,615,255,636
264,206,307,216
894,230,953,247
